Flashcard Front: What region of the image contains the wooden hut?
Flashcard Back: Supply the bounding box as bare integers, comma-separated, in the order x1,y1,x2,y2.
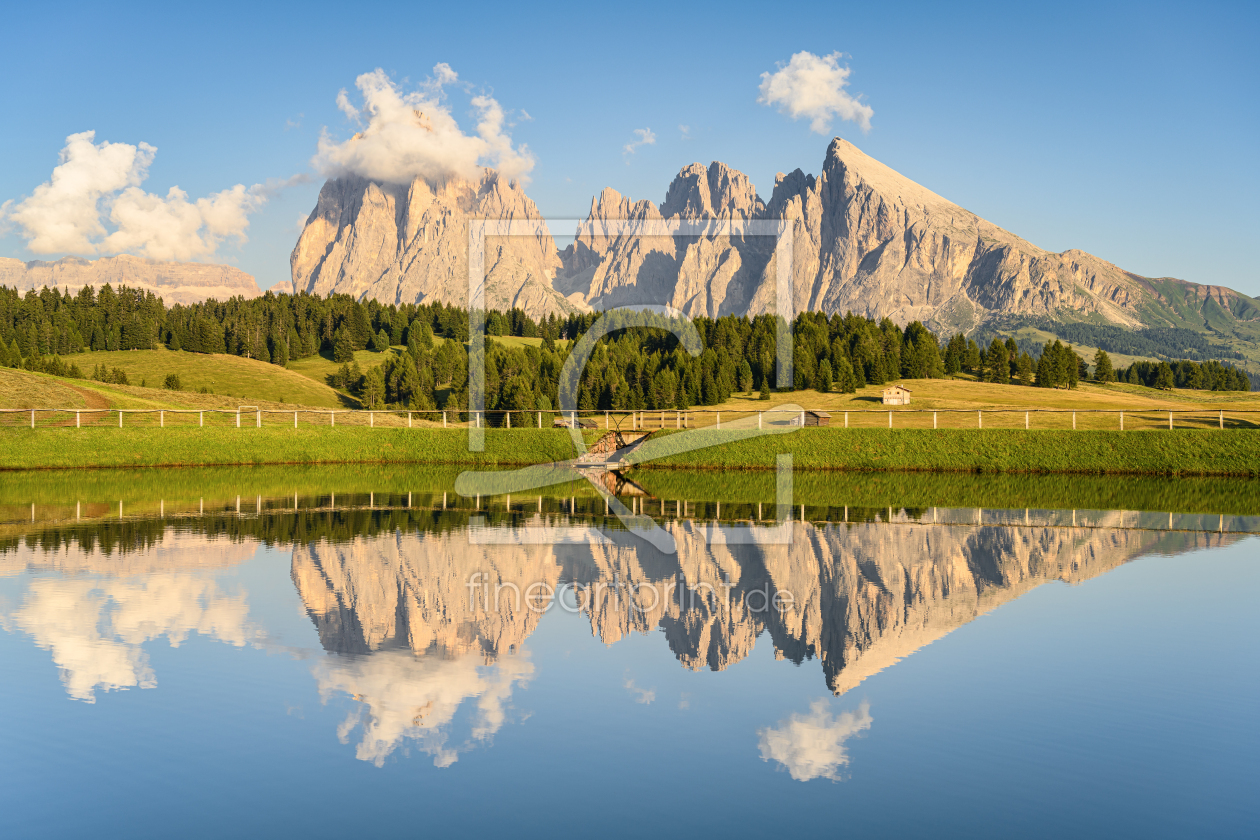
803,410,831,427
882,385,912,406
553,415,597,429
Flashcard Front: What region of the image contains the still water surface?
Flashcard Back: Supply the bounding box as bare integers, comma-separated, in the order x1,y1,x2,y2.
1,468,1257,838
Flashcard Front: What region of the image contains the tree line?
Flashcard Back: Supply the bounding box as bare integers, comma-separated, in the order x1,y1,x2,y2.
0,284,1249,411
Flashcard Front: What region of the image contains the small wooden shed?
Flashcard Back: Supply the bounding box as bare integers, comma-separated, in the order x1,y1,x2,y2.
882,385,912,406
803,410,831,427
553,415,597,429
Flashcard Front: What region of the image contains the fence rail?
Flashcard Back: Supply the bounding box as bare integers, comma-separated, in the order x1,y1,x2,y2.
2,407,1259,430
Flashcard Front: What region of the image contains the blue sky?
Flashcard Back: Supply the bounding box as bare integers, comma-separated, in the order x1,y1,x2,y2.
2,0,1257,296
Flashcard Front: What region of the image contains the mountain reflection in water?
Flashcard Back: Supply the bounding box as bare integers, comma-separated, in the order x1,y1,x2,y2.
1,507,1242,772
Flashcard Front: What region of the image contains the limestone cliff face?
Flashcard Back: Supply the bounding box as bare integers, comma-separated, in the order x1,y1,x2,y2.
557,162,770,318
745,139,1155,331
292,139,1260,331
564,139,1260,332
290,172,575,316
0,254,261,305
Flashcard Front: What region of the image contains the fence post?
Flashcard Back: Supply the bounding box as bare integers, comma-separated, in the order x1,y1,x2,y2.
199,411,203,427
1025,411,1028,430
1169,411,1173,431
758,411,762,430
978,410,982,429
506,411,511,429
236,410,241,428
538,411,542,429
888,410,892,429
160,410,164,428
295,411,298,429
443,411,447,428
933,411,937,429
1220,410,1224,430
844,412,848,428
256,409,261,428
716,412,721,429
1073,412,1076,430
31,409,35,429
76,411,80,428
119,410,123,428
331,412,335,427
370,412,374,428
408,412,412,428
1120,411,1124,431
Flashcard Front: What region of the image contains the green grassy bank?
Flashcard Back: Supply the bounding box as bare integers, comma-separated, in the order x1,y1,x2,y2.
0,428,588,470
625,428,1260,477
3,426,1260,476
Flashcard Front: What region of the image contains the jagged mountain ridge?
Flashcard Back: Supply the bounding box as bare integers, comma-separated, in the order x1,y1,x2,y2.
288,518,1237,695
0,254,261,305
292,139,1260,341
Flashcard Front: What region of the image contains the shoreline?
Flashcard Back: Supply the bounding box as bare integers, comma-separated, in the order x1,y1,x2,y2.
3,427,1260,477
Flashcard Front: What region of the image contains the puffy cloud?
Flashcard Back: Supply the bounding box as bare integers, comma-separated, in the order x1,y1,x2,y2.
624,677,655,704
2,130,268,261
623,127,656,155
8,572,260,703
315,648,534,767
313,66,535,185
757,700,872,781
758,51,874,133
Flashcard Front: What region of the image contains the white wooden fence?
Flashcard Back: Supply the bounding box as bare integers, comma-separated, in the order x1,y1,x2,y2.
0,407,1256,430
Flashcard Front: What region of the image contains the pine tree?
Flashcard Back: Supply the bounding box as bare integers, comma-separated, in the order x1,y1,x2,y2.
816,358,833,393
986,338,1010,384
737,359,753,393
1155,362,1175,390
1093,349,1115,382
333,326,354,363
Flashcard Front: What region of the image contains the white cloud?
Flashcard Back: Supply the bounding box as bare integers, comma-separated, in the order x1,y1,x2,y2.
758,51,874,133
9,572,260,703
313,66,535,185
316,649,533,767
757,700,872,781
624,677,655,704
2,130,269,261
679,124,691,140
623,127,656,155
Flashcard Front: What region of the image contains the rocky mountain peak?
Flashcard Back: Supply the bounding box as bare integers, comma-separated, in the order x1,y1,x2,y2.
661,161,764,220
289,138,1260,341
0,254,261,305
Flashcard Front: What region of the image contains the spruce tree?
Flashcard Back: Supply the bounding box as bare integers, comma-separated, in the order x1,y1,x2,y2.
333,326,354,363
1155,362,1175,390
1093,349,1115,382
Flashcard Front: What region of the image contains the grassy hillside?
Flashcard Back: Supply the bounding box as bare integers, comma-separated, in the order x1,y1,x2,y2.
0,367,355,416
641,378,1260,431
61,347,348,408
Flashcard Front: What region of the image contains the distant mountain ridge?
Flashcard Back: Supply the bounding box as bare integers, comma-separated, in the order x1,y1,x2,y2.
0,254,261,305
291,138,1260,363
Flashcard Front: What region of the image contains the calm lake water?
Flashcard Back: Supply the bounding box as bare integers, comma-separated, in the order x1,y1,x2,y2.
1,467,1258,838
